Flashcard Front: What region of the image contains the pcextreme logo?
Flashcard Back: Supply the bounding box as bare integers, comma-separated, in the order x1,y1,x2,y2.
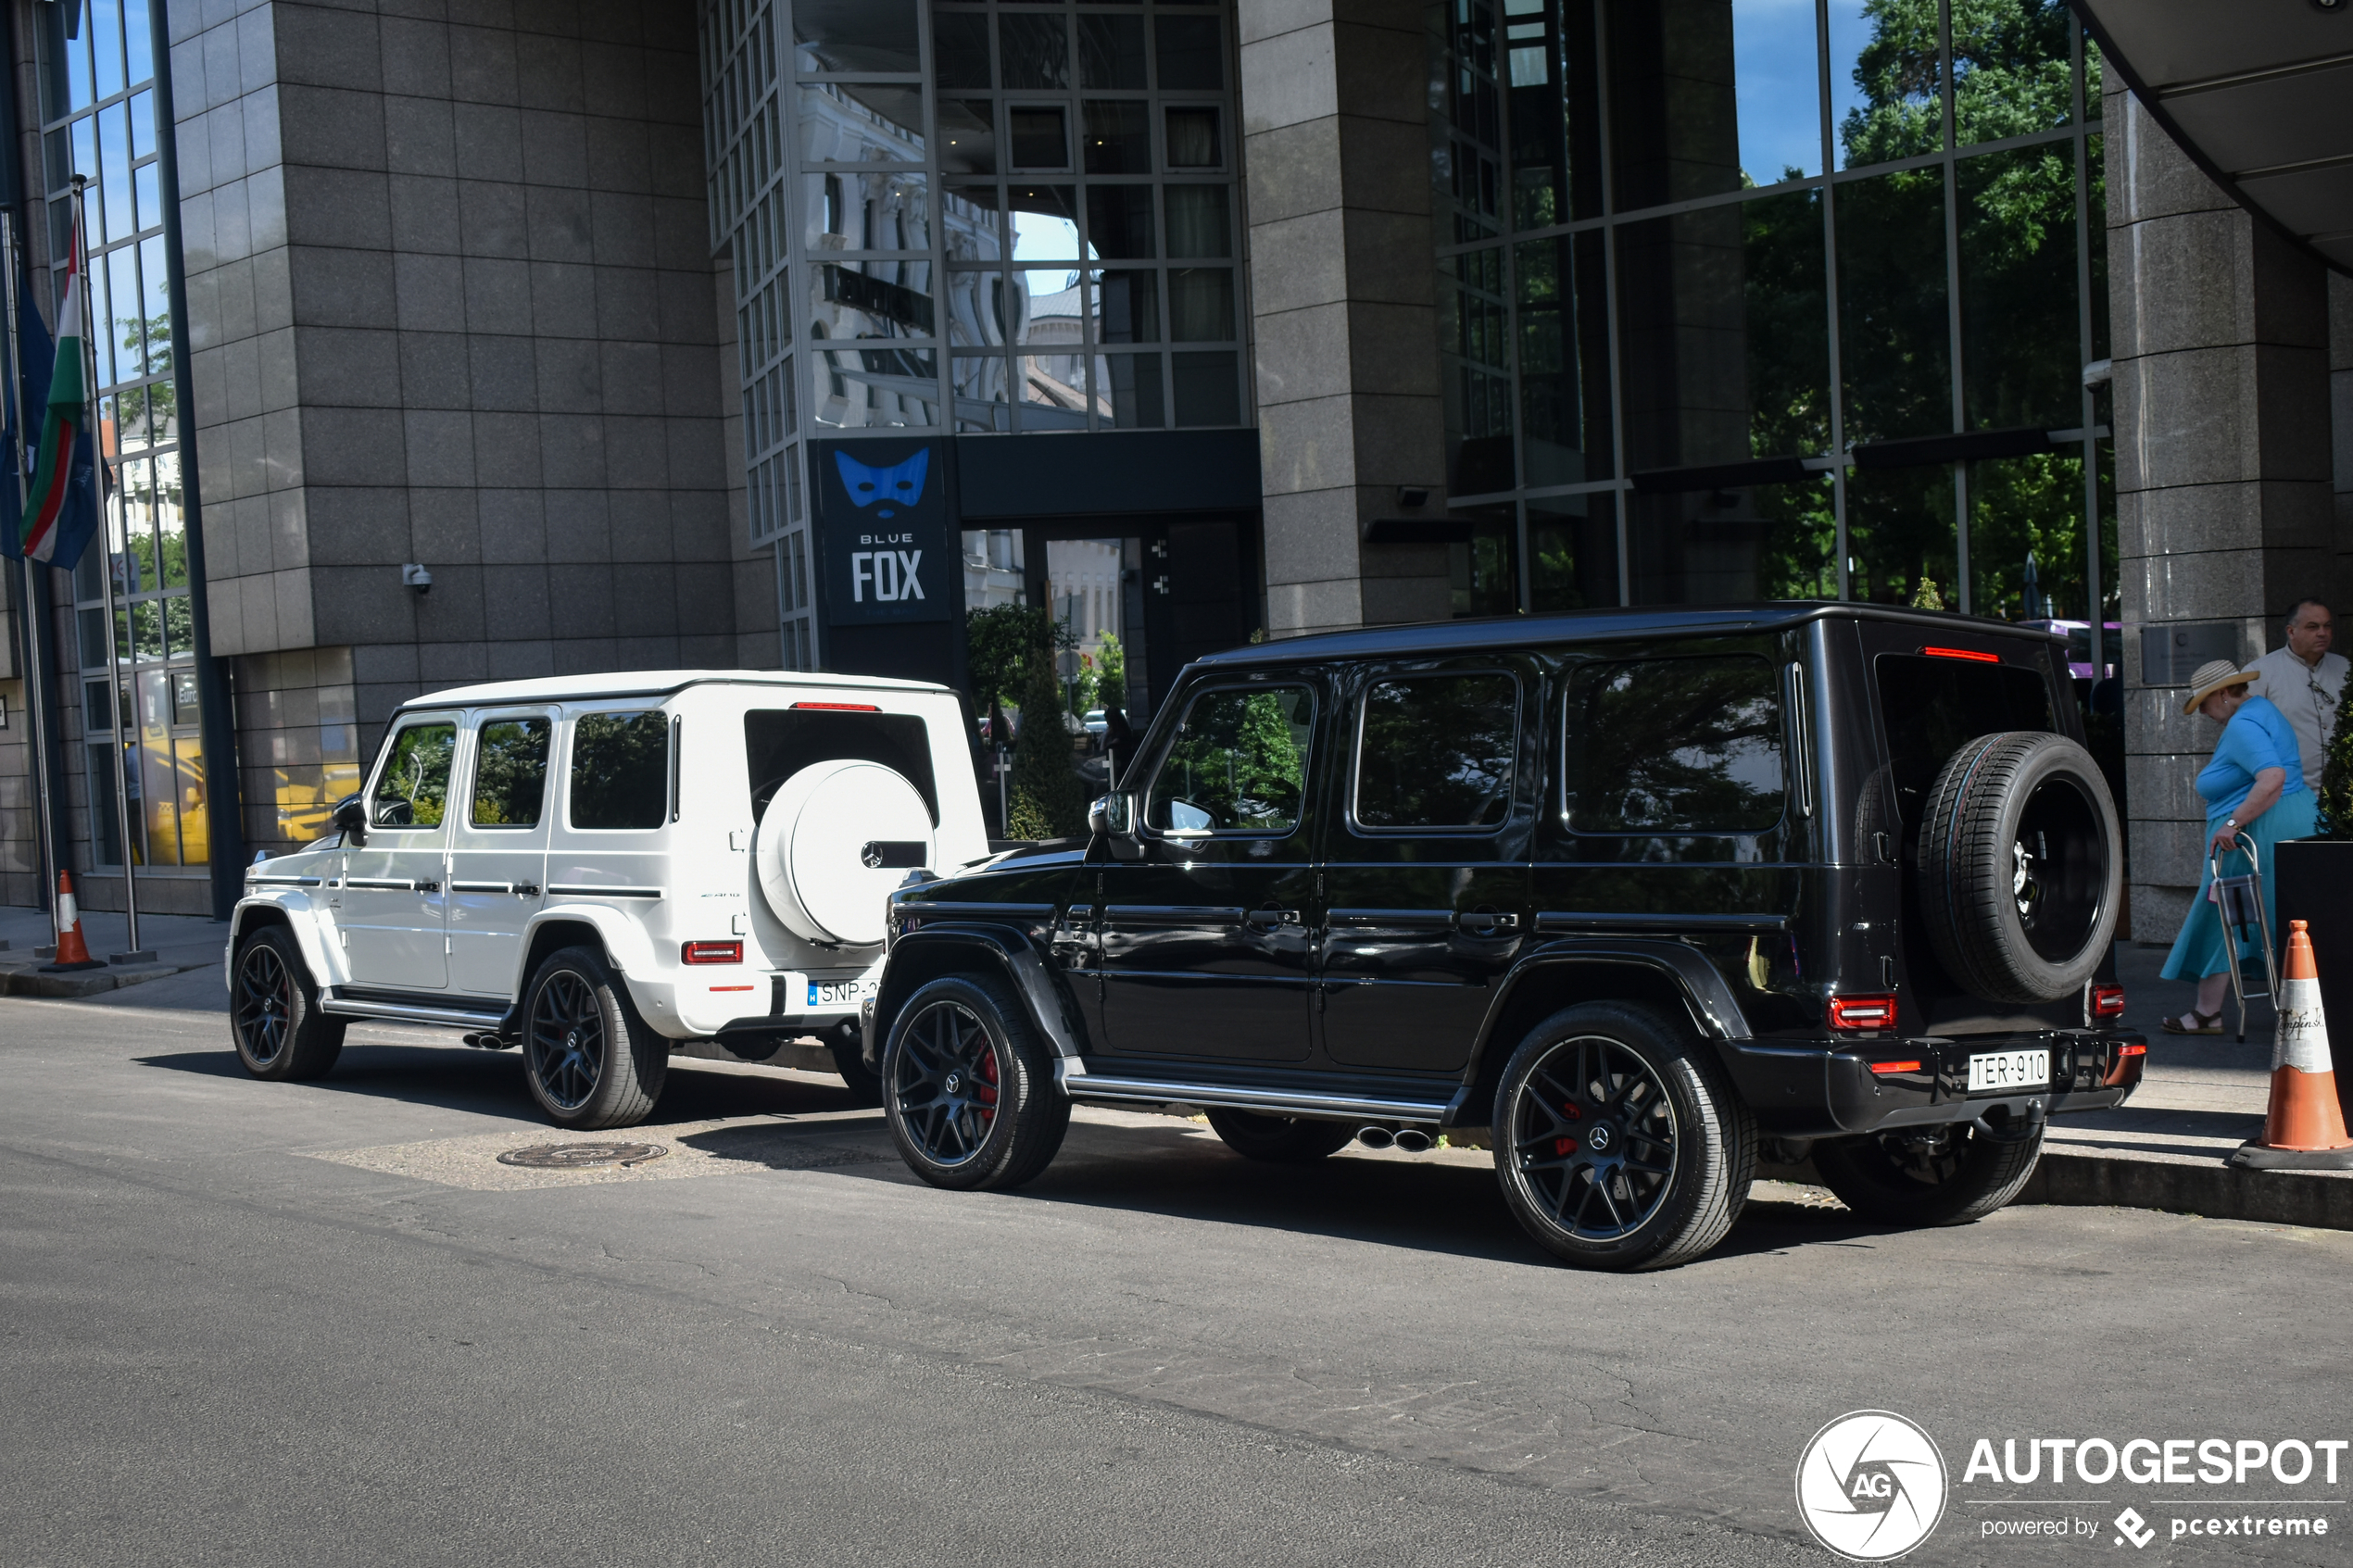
1796,1411,1950,1562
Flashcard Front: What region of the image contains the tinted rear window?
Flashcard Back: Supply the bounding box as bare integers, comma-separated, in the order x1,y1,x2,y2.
569,710,670,829
745,709,939,823
1353,672,1518,830
1566,656,1785,833
1874,653,2055,826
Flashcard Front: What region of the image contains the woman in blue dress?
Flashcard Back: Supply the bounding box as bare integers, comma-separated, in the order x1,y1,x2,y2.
2160,658,2319,1033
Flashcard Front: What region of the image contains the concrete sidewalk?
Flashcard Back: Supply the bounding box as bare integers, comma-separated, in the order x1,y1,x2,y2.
2012,936,2353,1226
0,903,228,998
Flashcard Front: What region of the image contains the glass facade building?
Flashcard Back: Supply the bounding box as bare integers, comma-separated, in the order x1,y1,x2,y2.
1430,0,2111,621
702,0,1248,666
37,0,202,871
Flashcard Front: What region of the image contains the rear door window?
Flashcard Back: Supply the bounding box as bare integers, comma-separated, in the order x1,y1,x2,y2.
1352,671,1519,831
1566,656,1785,834
470,717,551,827
1874,653,2054,826
569,710,671,830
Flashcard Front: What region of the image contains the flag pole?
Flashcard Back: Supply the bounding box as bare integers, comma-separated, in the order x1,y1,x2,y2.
0,207,60,939
69,176,142,960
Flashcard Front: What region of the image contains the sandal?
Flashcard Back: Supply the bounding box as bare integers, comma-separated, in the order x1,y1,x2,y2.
2160,1010,2222,1035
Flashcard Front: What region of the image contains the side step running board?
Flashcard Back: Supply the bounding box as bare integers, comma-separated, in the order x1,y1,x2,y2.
1057,1063,1448,1125
320,992,510,1029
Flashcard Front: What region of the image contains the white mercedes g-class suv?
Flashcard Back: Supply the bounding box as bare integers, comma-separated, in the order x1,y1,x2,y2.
226,671,989,1128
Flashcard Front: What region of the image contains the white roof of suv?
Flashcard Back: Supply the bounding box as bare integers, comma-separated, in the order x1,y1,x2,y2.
394,668,955,712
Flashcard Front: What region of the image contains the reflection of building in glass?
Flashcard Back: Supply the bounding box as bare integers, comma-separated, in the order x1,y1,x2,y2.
1046,539,1121,661
962,528,1025,611
1430,0,2114,624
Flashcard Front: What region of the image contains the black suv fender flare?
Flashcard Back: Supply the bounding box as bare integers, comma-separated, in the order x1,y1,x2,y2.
865,924,1090,1074
1459,939,1755,1112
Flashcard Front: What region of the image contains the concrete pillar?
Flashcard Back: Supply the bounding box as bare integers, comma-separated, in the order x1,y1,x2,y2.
1240,0,1449,637
2109,82,2334,947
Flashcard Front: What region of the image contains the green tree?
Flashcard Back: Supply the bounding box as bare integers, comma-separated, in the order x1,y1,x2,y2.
1827,0,2108,618
1006,648,1089,839
1095,632,1126,702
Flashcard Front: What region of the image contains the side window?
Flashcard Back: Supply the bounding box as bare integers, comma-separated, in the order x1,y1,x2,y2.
371,721,456,829
1353,671,1518,831
569,710,670,830
1146,685,1314,835
470,717,551,827
1567,657,1784,833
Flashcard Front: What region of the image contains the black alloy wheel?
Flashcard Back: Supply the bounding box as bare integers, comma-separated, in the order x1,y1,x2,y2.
1507,1035,1680,1241
527,969,605,1112
883,974,1069,1192
1811,1122,2045,1226
235,939,293,1070
1492,1001,1753,1271
520,946,665,1130
892,997,1001,1169
229,924,344,1082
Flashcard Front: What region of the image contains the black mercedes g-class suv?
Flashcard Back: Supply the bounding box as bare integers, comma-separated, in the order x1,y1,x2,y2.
864,603,2144,1270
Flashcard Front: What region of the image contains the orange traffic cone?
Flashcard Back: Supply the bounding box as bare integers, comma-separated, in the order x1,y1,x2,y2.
2232,920,2353,1170
39,872,105,972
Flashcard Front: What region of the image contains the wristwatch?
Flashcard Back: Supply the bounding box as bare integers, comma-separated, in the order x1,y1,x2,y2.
2224,817,2239,832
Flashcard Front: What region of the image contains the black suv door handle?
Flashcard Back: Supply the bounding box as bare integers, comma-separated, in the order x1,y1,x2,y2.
1245,907,1301,925
1456,907,1519,935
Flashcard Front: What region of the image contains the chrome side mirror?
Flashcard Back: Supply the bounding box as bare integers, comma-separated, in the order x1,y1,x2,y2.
1088,793,1143,859
330,794,369,848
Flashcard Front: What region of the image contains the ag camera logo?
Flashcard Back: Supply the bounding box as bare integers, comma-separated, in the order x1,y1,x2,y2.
1797,1411,1949,1561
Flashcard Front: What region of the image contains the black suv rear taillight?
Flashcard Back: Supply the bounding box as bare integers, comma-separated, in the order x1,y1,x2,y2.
2087,982,2125,1022
1828,994,1898,1032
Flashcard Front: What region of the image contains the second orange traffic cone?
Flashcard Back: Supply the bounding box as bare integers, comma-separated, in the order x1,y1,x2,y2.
39,872,105,972
2231,920,2353,1170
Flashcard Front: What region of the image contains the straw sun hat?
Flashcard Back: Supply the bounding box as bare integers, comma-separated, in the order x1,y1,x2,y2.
2181,658,2262,716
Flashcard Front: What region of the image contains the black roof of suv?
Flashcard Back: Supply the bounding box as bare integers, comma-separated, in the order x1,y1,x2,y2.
866,602,2139,1270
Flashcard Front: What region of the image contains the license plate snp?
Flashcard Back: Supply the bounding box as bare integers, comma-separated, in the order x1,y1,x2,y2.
1967,1048,2050,1092
806,980,870,1007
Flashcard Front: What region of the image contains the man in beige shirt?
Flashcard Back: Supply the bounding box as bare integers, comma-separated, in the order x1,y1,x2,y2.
2248,598,2347,792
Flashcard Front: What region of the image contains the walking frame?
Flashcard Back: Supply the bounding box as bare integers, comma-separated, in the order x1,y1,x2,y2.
2210,830,2280,1044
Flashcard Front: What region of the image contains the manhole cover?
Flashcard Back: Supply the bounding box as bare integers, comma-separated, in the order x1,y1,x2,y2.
497,1141,669,1170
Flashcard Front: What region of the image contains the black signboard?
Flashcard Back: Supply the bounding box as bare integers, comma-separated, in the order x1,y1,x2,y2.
813,437,954,627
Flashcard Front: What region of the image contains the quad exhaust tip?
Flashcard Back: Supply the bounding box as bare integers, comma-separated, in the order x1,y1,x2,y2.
1356,1126,1434,1153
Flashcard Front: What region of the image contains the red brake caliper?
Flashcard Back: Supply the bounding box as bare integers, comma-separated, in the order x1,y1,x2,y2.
1554,1099,1581,1158
975,1048,1000,1121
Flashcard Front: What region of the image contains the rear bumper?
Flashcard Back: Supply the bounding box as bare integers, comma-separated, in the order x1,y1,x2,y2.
1721,1029,2145,1136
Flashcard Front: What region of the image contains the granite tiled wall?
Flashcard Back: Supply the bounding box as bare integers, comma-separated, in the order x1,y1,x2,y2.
1240,0,1449,638
2108,82,2336,947
168,0,761,769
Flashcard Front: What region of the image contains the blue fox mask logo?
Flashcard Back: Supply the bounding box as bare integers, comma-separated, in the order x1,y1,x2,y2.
836,449,929,518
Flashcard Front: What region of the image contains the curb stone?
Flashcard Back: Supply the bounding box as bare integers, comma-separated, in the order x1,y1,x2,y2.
2020,1148,2353,1229
0,962,200,998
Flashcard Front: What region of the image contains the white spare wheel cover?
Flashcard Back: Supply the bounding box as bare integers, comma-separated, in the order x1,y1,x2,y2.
755,759,933,946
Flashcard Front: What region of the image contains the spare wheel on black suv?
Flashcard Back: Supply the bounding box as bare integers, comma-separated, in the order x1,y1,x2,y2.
1917,730,2120,1004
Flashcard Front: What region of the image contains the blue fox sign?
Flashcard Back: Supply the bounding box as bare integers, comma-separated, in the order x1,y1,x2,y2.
815,439,953,627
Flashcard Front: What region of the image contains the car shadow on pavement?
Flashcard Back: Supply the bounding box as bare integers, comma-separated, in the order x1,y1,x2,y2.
936,1119,1917,1270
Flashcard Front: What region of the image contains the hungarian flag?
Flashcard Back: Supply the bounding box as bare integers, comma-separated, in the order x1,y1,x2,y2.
6,214,96,569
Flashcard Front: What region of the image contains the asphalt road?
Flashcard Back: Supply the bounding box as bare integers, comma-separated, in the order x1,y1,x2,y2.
7,976,2353,1567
